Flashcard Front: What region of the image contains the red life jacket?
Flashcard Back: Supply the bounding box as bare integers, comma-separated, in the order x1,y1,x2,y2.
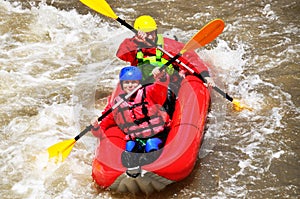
113,86,170,139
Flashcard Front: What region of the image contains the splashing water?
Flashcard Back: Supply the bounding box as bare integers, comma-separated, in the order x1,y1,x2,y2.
1,1,299,198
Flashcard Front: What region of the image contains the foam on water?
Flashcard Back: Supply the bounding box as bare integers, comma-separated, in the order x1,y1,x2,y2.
2,100,100,198
192,9,298,195
1,1,299,198
0,1,140,198
0,2,107,198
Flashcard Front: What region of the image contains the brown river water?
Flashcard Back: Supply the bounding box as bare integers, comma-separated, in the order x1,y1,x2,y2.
0,0,299,198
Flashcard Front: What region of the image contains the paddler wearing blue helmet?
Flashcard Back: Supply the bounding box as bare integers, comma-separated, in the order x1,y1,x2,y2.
91,66,171,177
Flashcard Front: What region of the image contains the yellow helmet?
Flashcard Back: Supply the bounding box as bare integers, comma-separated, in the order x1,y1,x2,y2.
134,15,157,32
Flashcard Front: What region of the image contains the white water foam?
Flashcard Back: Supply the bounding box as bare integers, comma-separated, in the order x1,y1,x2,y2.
0,2,107,198
1,1,298,198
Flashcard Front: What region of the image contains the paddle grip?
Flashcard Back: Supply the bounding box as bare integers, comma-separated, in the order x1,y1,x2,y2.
161,54,181,71
194,72,206,83
141,53,181,84
116,17,157,46
194,72,234,102
213,86,233,102
116,17,235,104
75,125,92,141
98,108,113,121
117,18,137,34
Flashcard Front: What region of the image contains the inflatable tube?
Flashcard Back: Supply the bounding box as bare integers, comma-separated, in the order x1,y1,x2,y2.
92,75,210,194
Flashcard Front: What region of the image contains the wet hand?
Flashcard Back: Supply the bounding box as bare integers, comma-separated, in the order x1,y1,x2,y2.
204,77,216,88
134,30,147,42
90,117,101,137
152,67,165,80
91,117,99,128
133,30,155,46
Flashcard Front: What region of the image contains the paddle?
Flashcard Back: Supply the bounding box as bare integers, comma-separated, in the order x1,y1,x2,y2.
47,19,223,162
47,85,141,162
80,0,252,111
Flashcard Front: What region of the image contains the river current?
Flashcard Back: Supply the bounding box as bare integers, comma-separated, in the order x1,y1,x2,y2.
0,0,299,198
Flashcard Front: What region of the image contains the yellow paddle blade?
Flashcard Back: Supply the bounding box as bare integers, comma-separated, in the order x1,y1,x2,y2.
232,99,253,111
80,0,118,19
180,19,225,54
47,139,76,163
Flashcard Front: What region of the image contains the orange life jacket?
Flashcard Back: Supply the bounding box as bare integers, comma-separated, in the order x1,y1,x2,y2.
113,87,170,139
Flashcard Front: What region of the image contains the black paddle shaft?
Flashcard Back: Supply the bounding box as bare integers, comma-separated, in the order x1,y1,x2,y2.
74,108,113,141
116,18,138,34
114,16,235,105
74,52,181,142
116,17,208,82
194,72,233,102
73,18,231,142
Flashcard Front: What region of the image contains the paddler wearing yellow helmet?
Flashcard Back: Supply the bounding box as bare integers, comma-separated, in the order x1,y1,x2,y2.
134,15,157,32
116,15,216,93
133,15,158,47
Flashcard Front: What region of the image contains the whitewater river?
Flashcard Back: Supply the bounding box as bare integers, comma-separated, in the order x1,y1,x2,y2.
0,0,299,198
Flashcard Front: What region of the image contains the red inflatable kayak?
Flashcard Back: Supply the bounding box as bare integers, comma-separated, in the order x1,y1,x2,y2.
92,75,210,194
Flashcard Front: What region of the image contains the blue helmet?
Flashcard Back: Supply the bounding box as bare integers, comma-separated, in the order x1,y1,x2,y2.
119,66,142,81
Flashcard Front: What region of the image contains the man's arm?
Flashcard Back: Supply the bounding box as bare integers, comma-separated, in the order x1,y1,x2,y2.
116,38,139,65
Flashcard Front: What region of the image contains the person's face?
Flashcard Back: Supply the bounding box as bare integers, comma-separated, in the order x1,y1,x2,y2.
145,31,157,43
122,80,140,94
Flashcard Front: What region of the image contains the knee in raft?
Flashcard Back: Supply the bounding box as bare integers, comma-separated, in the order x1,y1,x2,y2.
125,140,142,152
145,138,163,152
